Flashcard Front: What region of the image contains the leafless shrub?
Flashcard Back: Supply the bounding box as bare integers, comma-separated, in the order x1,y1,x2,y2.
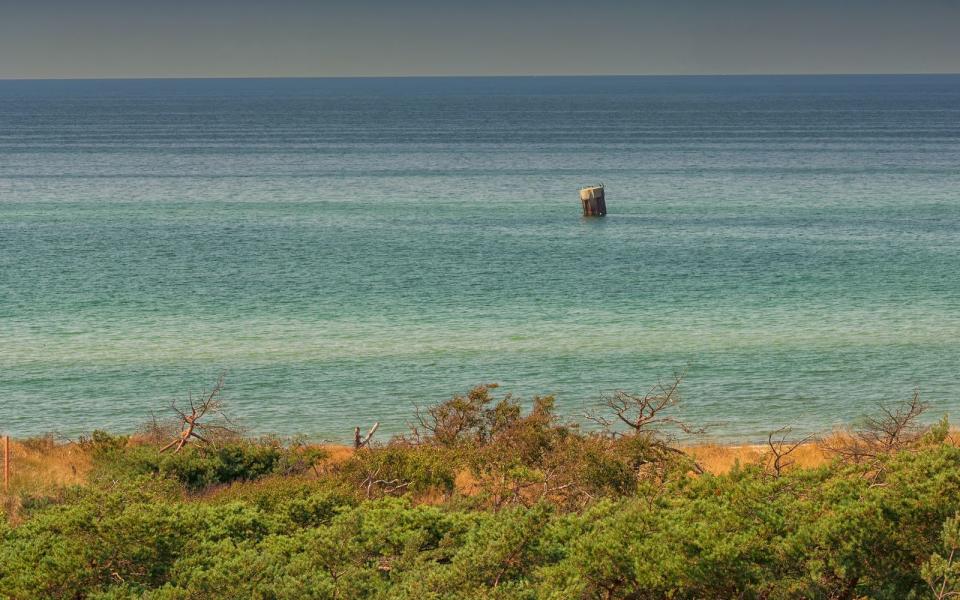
18,433,60,453
586,372,707,475
137,413,181,445
159,372,241,453
822,390,930,465
587,372,706,437
359,465,411,498
764,426,815,478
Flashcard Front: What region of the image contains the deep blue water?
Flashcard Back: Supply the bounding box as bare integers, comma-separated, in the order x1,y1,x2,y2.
1,75,959,442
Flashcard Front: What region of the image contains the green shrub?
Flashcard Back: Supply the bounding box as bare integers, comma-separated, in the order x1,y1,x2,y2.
923,511,960,599
4,392,959,599
208,476,358,528
92,441,320,492
335,446,457,498
0,483,192,598
6,445,960,599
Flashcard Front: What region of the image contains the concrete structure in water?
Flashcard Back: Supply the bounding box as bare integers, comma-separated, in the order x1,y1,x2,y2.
579,185,606,216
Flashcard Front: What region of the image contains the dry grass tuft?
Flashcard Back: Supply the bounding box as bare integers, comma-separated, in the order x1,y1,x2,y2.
686,443,764,474
320,444,355,464
1,436,93,523
778,442,829,469
686,441,829,475
454,469,480,495
3,436,92,496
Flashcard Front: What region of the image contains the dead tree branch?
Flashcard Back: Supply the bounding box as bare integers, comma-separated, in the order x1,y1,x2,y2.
765,426,814,478
586,372,708,477
587,372,708,437
159,372,237,453
354,422,380,449
822,390,930,465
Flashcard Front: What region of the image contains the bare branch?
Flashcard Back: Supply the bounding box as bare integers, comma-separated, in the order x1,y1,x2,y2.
765,427,814,478
822,389,931,470
159,372,237,453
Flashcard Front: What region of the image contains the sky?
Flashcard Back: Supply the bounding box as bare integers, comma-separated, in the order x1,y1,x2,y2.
1,0,958,78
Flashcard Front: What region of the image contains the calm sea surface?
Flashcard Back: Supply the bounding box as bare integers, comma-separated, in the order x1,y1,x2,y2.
2,75,959,442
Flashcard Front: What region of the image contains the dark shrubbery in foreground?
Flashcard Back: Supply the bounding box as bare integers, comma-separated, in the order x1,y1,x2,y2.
2,384,960,599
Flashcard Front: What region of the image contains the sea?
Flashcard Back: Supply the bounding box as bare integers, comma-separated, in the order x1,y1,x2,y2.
1,75,959,443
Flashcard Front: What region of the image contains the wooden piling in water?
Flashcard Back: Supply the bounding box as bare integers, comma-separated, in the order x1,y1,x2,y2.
580,185,606,216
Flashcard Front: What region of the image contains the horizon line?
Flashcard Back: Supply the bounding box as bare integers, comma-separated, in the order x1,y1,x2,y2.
2,72,959,82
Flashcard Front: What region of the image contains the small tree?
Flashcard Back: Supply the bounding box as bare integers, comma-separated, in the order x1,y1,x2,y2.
590,372,709,436
408,384,513,447
587,372,707,475
823,390,930,464
763,426,814,478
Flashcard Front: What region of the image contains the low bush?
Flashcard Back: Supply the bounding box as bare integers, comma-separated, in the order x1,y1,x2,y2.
335,445,458,499
90,439,325,492
3,385,957,599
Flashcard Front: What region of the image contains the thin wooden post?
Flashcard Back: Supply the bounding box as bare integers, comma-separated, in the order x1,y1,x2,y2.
3,435,9,494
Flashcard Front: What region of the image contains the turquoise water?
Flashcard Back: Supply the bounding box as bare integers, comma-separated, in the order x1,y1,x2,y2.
2,75,959,442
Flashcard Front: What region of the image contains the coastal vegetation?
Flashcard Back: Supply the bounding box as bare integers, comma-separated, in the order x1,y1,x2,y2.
2,379,959,599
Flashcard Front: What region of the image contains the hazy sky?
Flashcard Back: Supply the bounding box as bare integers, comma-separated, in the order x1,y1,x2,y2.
1,0,958,78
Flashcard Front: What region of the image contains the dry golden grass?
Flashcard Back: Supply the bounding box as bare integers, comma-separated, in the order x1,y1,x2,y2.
686,441,830,475
1,436,93,522
320,444,355,464
454,468,481,495
686,443,765,474
2,436,92,496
